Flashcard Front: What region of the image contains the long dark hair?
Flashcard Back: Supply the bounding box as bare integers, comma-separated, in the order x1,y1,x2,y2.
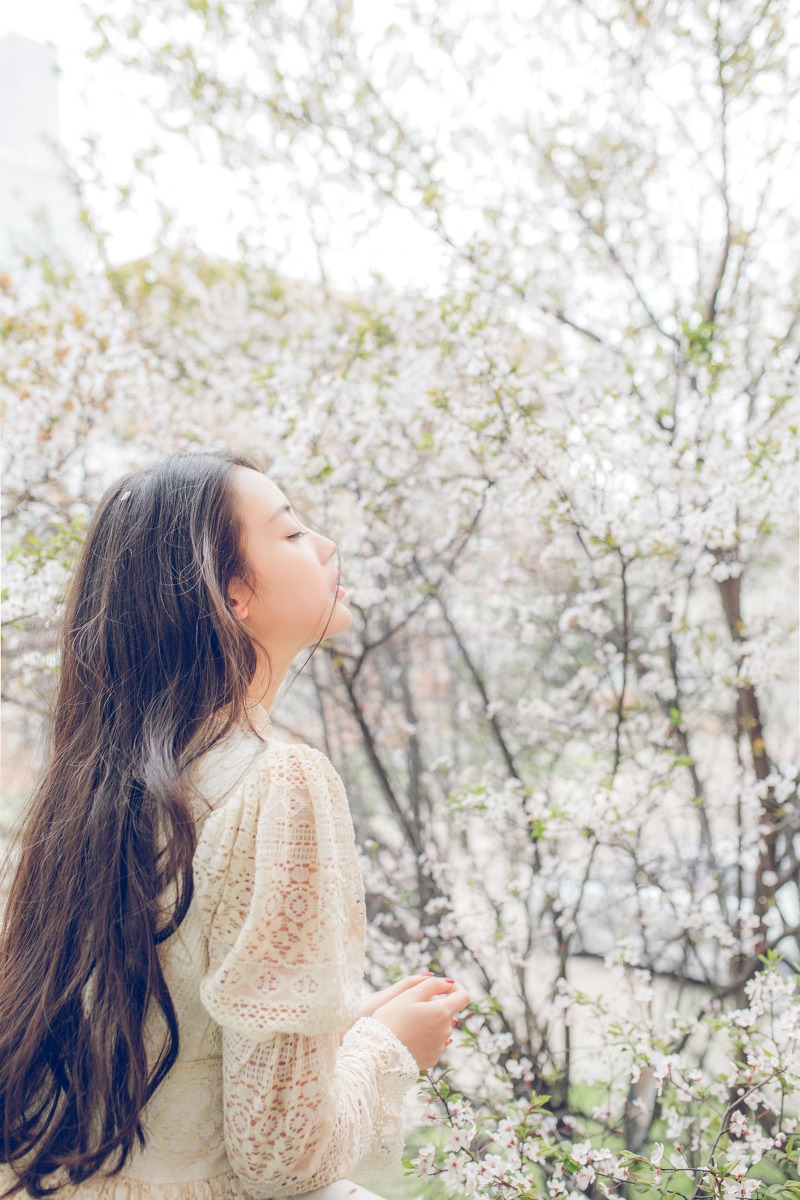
0,450,339,1196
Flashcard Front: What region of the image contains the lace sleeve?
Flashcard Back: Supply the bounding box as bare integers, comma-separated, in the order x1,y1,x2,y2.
193,742,419,1197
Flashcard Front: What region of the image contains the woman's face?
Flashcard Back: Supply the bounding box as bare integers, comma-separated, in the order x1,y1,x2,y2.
228,467,352,657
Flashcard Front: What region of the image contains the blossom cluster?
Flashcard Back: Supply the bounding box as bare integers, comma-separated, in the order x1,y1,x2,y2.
406,962,799,1199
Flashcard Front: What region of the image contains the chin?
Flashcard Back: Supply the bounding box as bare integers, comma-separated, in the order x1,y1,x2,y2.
330,605,353,635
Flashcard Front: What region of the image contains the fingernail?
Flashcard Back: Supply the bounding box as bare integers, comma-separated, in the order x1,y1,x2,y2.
421,971,434,976
444,978,454,984
452,1018,458,1026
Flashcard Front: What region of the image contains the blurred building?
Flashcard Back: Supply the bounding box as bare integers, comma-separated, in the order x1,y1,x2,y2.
0,33,83,269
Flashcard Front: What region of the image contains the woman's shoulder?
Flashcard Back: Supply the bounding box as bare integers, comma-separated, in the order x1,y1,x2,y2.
187,707,338,825
190,705,319,792
189,713,359,966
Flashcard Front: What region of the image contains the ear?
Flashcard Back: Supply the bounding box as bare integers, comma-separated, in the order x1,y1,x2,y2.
227,576,251,621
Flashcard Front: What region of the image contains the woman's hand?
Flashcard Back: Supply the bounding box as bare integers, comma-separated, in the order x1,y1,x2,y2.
372,975,471,1069
358,972,434,1019
338,973,435,1043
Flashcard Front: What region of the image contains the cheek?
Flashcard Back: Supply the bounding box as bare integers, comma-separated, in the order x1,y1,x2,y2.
252,555,329,627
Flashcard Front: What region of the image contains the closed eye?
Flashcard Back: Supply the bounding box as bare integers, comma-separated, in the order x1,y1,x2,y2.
288,530,308,540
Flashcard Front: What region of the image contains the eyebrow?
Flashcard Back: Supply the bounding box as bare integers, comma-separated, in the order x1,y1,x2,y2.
269,503,293,522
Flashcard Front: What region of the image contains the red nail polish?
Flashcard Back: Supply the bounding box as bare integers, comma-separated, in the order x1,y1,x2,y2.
444,978,454,984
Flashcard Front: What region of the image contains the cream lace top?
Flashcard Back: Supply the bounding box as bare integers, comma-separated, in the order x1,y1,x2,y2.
2,703,419,1199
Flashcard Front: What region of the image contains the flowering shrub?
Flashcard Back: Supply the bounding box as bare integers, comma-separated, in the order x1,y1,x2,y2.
2,239,797,1197
408,959,799,1198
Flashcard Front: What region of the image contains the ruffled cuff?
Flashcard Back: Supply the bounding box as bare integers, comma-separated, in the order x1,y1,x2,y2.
341,1017,419,1182
344,1015,420,1083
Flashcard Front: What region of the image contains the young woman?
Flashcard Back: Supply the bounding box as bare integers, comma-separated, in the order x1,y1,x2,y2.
0,451,470,1199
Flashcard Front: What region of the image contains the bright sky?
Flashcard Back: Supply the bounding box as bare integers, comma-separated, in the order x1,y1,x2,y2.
0,0,450,288
1,0,797,297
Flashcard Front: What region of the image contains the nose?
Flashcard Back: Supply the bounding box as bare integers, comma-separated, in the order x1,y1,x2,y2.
320,533,337,561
